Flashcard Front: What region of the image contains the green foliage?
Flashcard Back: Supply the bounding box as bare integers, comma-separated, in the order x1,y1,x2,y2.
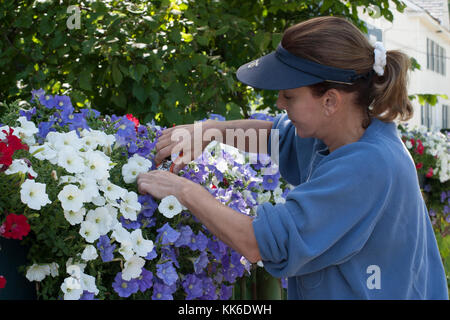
0,0,406,126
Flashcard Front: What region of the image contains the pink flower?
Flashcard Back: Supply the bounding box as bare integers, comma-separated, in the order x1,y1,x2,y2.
425,167,433,178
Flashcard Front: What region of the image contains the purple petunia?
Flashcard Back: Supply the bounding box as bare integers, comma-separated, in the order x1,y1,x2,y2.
96,235,116,262
31,88,45,102
193,251,209,274
262,173,280,191
54,95,73,110
157,223,181,245
219,284,233,300
182,274,203,300
120,216,142,230
152,280,176,300
189,231,208,251
156,261,178,286
19,107,36,121
39,93,57,109
174,225,194,247
137,268,153,292
200,277,218,300
138,194,158,217
79,291,96,300
112,272,139,298
145,247,158,260
441,191,448,203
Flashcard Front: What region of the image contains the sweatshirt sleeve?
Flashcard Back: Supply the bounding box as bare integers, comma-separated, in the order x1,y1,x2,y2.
252,143,392,278
268,113,301,186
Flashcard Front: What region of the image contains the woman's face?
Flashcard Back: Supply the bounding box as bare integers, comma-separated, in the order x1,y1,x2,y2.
276,86,327,138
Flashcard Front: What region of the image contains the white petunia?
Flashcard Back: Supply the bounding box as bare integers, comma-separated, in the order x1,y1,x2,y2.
15,116,38,145
83,150,110,181
79,220,100,243
111,223,131,244
274,196,286,204
64,207,86,225
57,146,84,174
76,176,100,203
85,206,113,235
66,259,86,275
257,191,272,205
405,140,412,149
81,245,98,261
30,143,58,164
130,229,154,257
61,276,83,300
48,131,83,151
118,241,135,261
26,263,50,282
48,262,59,277
4,159,38,178
99,180,126,202
20,179,51,210
158,195,182,219
215,158,229,173
58,184,84,212
80,273,99,295
128,153,152,169
119,191,141,221
122,161,145,184
92,195,106,206
122,255,145,281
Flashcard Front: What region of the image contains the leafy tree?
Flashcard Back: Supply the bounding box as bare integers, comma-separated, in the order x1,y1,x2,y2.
0,0,407,126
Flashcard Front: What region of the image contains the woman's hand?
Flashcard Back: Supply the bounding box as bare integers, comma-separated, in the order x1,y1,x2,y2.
154,120,219,174
136,170,194,201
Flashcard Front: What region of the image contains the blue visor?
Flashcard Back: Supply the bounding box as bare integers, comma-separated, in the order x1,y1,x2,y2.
236,43,368,90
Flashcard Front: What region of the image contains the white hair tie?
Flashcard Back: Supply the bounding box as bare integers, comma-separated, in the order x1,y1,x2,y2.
373,41,387,76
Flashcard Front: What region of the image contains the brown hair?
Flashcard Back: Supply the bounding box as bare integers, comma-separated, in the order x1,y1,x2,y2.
281,16,413,128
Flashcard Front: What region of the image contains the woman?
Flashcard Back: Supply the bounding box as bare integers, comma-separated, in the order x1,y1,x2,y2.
137,16,448,299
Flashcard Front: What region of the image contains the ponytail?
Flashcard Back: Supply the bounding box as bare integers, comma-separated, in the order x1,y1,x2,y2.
369,50,414,122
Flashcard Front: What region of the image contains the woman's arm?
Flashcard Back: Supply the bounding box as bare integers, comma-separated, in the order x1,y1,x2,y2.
154,119,273,173
137,170,262,263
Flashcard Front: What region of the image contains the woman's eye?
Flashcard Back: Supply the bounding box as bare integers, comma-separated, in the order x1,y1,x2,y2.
283,95,292,100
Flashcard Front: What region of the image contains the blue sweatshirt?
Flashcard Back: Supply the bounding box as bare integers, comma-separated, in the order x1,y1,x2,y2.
252,113,448,299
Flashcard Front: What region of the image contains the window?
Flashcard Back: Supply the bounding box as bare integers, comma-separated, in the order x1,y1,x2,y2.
421,103,432,130
443,105,449,129
427,38,446,75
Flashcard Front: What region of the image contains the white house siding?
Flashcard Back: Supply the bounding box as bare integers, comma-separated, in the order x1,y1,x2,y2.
358,0,450,131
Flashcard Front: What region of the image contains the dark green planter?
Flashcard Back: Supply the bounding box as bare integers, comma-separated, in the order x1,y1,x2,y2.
0,237,36,300
232,267,286,300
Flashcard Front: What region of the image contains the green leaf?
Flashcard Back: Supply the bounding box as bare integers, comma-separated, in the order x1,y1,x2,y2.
271,33,282,49
129,64,148,82
215,25,229,36
112,63,123,86
132,82,147,103
79,71,92,91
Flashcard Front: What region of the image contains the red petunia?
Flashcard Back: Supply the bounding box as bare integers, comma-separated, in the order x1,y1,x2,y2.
0,141,14,167
0,128,28,168
1,213,31,240
4,128,28,152
410,138,416,146
0,276,6,289
126,114,140,131
416,139,424,155
415,162,423,170
425,167,434,178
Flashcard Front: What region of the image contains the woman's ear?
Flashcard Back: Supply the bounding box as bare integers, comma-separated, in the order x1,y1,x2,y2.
322,89,341,116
